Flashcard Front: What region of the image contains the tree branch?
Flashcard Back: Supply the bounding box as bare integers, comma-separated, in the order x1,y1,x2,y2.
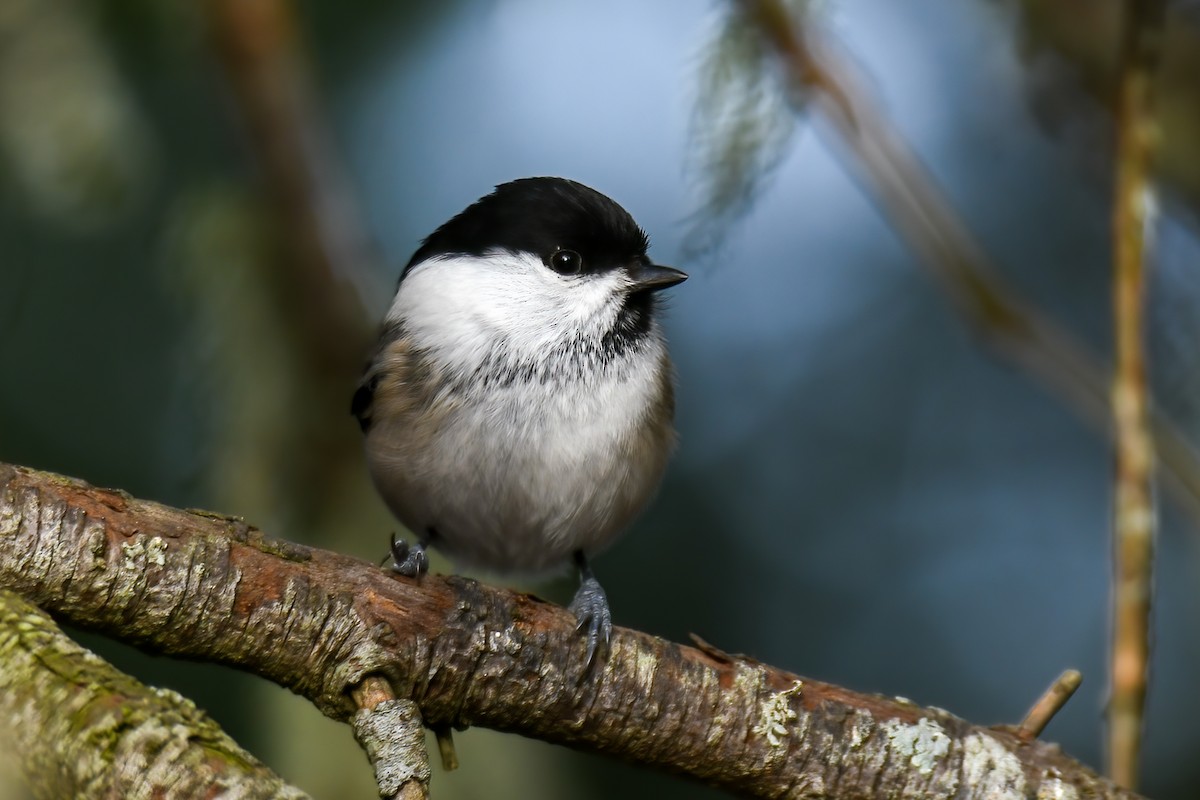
734,0,1200,530
0,462,1141,799
1109,0,1167,787
203,0,381,372
0,588,307,799
351,675,431,799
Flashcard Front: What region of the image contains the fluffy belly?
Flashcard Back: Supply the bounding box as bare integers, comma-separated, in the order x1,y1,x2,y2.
366,378,671,574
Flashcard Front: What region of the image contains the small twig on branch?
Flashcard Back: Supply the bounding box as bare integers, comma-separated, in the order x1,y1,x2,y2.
0,588,307,799
1017,670,1083,741
0,462,1145,799
351,676,430,800
734,0,1200,530
1109,0,1167,788
432,726,459,772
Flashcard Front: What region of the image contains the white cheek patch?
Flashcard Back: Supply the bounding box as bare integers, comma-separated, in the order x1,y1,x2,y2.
390,252,630,369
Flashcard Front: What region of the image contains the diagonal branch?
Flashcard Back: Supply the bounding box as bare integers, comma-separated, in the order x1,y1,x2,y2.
203,0,381,373
0,461,1142,799
735,0,1200,527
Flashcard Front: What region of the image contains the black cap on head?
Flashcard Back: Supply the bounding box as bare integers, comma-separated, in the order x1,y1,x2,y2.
403,177,651,279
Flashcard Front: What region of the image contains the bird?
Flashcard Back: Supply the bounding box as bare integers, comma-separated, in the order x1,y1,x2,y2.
351,177,686,666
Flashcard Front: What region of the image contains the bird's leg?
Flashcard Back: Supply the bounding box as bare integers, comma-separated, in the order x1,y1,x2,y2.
568,550,611,669
389,529,432,578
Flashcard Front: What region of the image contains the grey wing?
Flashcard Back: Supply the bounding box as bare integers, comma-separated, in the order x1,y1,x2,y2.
352,321,410,433
351,374,377,432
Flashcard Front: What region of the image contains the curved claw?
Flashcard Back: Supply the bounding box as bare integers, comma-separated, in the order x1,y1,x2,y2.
389,532,429,579
569,575,612,670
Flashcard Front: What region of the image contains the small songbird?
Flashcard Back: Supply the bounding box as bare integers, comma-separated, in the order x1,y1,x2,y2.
352,177,686,665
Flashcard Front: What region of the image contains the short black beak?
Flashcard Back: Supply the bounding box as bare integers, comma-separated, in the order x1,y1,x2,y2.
627,263,688,293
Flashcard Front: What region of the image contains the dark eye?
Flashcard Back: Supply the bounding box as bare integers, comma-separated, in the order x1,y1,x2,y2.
548,249,583,275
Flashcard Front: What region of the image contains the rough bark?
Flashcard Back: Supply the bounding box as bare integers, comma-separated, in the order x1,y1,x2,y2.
0,462,1142,799
0,587,307,799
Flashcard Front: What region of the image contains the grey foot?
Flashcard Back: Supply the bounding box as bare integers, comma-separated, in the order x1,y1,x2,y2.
568,567,611,670
389,532,429,578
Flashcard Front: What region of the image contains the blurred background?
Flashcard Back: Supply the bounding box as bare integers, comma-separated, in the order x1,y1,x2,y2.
3,0,1200,797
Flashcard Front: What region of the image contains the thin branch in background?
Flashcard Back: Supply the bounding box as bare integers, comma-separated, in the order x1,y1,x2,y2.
203,0,382,374
1108,0,1167,788
728,0,1200,528
190,0,390,550
1017,669,1084,741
